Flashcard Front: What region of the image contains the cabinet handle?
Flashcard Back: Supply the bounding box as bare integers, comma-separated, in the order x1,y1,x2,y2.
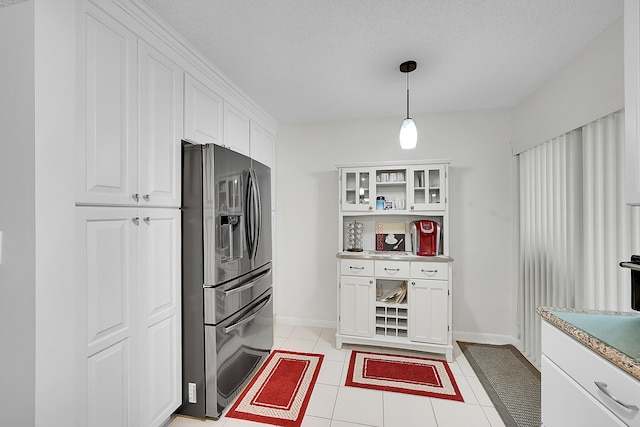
594,381,639,411
368,206,373,210
132,217,140,225
384,268,399,272
349,266,365,270
410,205,414,210
143,217,151,224
143,194,150,201
411,281,415,286
132,193,140,202
421,269,438,273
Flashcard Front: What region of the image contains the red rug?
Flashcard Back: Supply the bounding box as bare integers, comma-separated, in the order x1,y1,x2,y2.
225,350,324,427
345,350,464,402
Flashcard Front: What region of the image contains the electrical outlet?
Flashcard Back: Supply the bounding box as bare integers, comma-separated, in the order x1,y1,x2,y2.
188,383,197,403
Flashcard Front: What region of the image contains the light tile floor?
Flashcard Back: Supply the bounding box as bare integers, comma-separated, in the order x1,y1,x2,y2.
169,323,506,427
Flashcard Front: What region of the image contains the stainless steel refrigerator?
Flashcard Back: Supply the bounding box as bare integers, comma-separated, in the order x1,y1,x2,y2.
180,141,273,419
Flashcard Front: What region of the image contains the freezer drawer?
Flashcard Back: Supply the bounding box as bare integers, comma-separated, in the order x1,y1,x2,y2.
204,287,273,418
204,262,271,324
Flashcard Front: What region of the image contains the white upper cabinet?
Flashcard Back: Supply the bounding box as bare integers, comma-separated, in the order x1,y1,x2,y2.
183,73,223,145
341,168,375,212
625,0,640,205
77,5,183,208
224,101,251,156
339,163,447,213
138,41,183,208
408,165,446,211
250,121,276,168
77,6,138,206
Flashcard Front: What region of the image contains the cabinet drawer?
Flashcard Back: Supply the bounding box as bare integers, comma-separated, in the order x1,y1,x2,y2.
541,355,626,427
340,259,374,276
375,261,410,279
410,262,448,280
542,322,640,426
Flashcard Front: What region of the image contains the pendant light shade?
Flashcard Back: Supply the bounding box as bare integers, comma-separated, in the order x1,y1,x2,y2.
399,118,417,149
399,60,417,150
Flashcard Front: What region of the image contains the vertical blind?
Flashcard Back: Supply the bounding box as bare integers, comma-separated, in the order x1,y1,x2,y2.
517,110,640,365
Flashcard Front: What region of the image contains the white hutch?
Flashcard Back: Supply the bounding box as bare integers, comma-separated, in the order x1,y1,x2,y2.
336,160,454,361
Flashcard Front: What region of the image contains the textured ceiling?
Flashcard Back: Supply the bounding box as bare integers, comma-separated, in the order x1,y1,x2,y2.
142,0,623,124
0,0,27,7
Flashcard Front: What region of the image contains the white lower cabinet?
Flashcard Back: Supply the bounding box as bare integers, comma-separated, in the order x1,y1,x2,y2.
337,258,452,361
77,207,181,427
541,321,640,427
339,275,375,337
408,279,448,345
541,356,625,427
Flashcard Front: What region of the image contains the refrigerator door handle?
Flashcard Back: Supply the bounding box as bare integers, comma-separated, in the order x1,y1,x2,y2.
245,171,255,259
223,293,272,334
224,268,271,296
252,168,262,259
246,168,261,262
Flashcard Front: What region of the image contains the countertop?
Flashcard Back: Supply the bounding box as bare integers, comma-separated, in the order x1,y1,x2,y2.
336,250,454,262
537,307,640,381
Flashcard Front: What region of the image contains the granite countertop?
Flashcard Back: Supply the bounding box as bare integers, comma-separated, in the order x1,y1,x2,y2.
537,307,640,381
336,251,454,262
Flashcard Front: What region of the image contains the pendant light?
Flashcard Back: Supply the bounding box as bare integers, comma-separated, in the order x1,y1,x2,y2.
399,60,417,150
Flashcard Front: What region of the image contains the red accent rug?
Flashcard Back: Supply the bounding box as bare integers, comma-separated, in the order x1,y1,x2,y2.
225,350,324,427
345,350,464,402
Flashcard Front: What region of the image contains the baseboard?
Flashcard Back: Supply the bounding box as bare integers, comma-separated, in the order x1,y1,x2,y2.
273,317,522,350
453,330,519,347
274,316,337,329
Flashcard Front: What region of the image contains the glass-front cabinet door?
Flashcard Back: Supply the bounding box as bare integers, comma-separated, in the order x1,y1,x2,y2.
341,168,374,211
408,165,445,211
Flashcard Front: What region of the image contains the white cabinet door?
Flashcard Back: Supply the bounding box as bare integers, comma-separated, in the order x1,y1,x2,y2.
77,207,139,427
408,165,446,211
341,168,375,212
77,207,181,427
184,73,223,145
224,101,251,156
78,6,138,206
626,0,640,204
408,279,448,344
138,209,181,427
138,41,183,208
339,276,375,337
250,121,275,168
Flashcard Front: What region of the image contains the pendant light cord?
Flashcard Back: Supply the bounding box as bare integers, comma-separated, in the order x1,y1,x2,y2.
406,72,410,119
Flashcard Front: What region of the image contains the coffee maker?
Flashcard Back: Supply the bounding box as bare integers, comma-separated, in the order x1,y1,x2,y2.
410,220,440,256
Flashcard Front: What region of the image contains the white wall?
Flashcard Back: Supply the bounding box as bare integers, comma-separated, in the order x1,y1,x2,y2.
512,18,624,154
0,3,36,425
33,0,77,425
276,109,517,342
0,1,77,426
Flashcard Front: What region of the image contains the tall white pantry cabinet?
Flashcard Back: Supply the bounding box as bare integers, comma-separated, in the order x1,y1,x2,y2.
336,161,454,361
74,1,277,427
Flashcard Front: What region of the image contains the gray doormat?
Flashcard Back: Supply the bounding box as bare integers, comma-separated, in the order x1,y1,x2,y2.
457,342,540,427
